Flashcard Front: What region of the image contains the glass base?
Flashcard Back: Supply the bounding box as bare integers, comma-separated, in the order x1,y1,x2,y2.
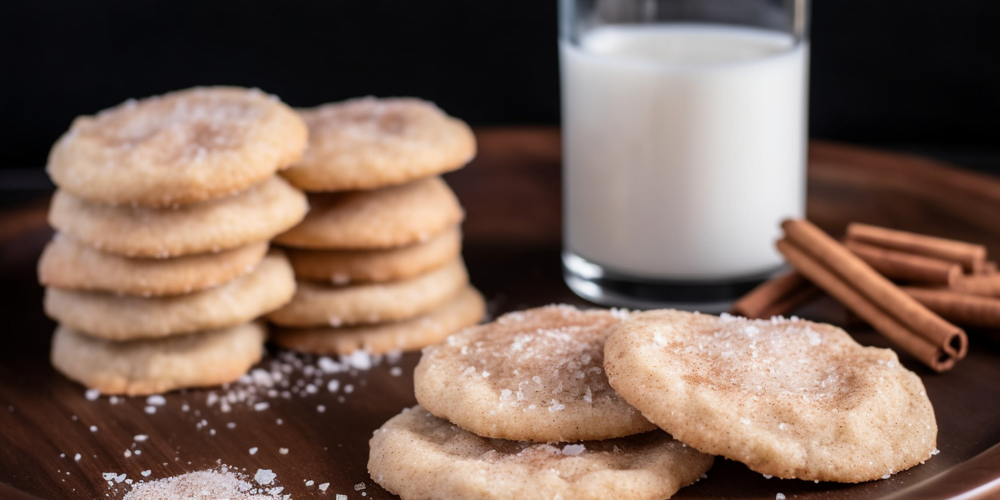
562,252,782,313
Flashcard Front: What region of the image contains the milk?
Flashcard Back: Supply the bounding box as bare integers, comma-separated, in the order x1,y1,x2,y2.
561,23,807,281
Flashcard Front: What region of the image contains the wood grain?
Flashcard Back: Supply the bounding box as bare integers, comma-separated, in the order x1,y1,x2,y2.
2,128,1000,499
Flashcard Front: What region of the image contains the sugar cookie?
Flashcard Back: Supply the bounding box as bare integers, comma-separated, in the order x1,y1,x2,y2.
267,258,468,327
369,406,713,500
273,177,462,250
414,305,655,443
51,322,266,396
285,226,461,284
604,310,938,483
49,176,308,258
281,97,475,192
38,233,268,296
273,285,484,355
47,86,307,207
44,251,295,340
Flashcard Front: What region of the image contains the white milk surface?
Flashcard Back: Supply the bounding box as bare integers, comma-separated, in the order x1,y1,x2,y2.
562,23,807,280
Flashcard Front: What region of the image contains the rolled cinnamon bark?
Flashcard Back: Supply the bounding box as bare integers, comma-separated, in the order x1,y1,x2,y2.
777,238,955,372
950,274,1000,298
846,222,986,274
845,240,961,286
904,287,1000,328
782,219,968,361
730,271,819,319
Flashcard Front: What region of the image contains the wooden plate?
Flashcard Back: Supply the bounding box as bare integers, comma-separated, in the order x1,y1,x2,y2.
1,128,999,499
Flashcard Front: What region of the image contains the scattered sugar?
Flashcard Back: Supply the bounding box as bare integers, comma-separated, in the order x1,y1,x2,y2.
144,406,157,414
141,470,151,477
85,389,101,401
146,395,166,406
254,469,276,485
336,495,347,500
74,453,81,461
305,480,314,486
90,425,98,433
763,474,773,479
249,447,258,455
354,482,366,491
319,482,330,491
254,402,270,411
134,434,148,442
561,444,586,456
930,448,940,456
279,448,289,455
317,405,326,413
227,422,237,429
124,450,132,458
119,466,287,500
390,366,403,377
776,494,786,500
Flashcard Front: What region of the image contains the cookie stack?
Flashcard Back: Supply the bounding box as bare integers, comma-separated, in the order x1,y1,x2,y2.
39,87,310,396
266,97,485,355
371,306,714,500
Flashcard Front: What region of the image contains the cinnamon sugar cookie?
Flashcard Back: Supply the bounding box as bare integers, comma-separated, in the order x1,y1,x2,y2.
281,97,475,192
44,251,295,340
38,234,268,296
273,285,484,355
49,176,308,258
368,406,713,500
47,86,307,207
286,226,461,284
604,310,938,483
267,258,468,327
51,322,266,396
414,305,655,443
273,177,462,250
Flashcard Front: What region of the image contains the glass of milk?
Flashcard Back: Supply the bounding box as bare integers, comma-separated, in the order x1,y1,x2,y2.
560,0,810,311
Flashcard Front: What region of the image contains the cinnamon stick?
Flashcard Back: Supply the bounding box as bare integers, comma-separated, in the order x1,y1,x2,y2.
846,222,986,273
844,240,961,286
903,287,1000,328
730,271,820,319
782,219,968,362
985,261,998,274
950,274,1000,298
776,238,956,372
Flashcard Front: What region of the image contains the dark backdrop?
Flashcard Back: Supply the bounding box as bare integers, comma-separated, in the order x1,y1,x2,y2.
1,0,998,172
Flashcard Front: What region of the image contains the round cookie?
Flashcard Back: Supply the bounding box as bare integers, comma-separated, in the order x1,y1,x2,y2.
49,176,308,258
286,226,461,284
414,305,656,443
604,310,938,483
44,251,295,340
267,258,468,327
51,322,266,396
47,86,307,208
369,406,713,500
38,233,269,296
273,285,485,355
281,97,475,192
273,176,463,250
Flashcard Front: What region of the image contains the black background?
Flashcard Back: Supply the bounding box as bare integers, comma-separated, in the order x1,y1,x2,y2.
0,0,997,173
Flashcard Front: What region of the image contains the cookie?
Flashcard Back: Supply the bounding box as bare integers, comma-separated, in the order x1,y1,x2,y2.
285,226,461,284
273,285,484,355
44,251,295,340
51,322,266,396
369,406,713,500
281,97,475,192
604,310,938,483
47,86,308,208
267,258,468,327
49,176,308,258
38,233,269,296
414,305,656,443
273,176,462,250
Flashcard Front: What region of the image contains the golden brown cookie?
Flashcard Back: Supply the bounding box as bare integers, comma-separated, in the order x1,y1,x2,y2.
47,86,307,207
368,406,713,500
604,310,938,483
272,285,484,355
281,97,475,192
44,251,295,340
285,226,461,284
414,305,656,443
266,258,468,327
48,176,308,258
273,176,462,250
38,233,268,296
51,322,266,396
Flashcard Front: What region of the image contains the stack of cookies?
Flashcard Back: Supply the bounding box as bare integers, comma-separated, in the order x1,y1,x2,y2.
39,87,310,396
266,97,485,355
369,306,940,499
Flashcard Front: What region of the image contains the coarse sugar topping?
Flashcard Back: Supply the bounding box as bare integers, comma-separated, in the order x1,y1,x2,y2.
120,465,288,500
438,305,628,410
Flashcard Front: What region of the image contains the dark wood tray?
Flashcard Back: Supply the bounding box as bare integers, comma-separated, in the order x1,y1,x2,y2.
2,128,1000,499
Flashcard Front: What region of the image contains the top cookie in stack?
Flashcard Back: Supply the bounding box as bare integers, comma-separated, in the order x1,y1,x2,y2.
39,87,309,395
268,97,485,355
